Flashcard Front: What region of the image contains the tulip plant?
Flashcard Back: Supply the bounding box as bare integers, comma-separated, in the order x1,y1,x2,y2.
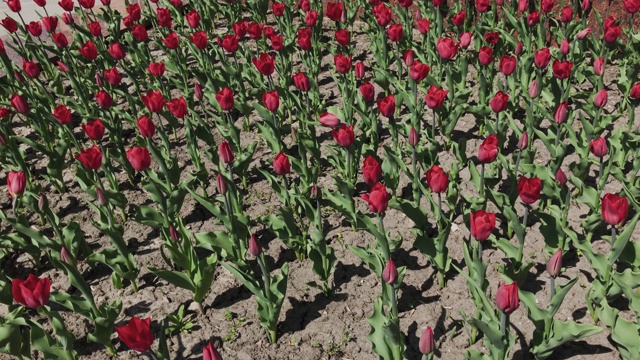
2,0,640,358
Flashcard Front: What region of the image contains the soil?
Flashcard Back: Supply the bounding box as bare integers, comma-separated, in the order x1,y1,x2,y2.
1,2,639,360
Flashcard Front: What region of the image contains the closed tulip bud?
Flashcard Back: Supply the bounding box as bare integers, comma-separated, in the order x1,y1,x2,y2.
593,57,604,76
56,61,70,73
478,134,499,163
409,127,419,147
577,28,591,39
518,132,528,150
10,94,29,114
361,156,382,185
515,41,523,56
62,12,73,24
555,168,568,186
554,102,568,124
7,171,26,197
528,80,539,99
216,173,227,195
547,248,562,278
469,210,496,241
273,151,291,175
496,282,519,314
249,234,262,256
582,0,590,11
354,62,365,79
593,89,608,108
126,147,152,172
218,141,235,164
403,49,414,66
95,71,103,87
382,259,397,285
459,32,472,49
38,193,48,212
589,137,608,157
630,82,640,99
560,38,570,55
419,326,434,355
203,342,223,360
169,225,179,241
194,82,203,100
601,193,629,226
60,246,76,267
425,165,449,193
95,187,108,206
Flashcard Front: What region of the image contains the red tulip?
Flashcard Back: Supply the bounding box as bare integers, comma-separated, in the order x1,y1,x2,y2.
560,38,570,55
452,10,466,26
157,7,172,27
147,62,165,77
53,104,71,125
489,91,509,113
75,145,103,170
115,317,154,352
459,32,472,49
12,274,51,309
5,0,21,12
273,151,291,175
185,9,201,28
601,193,629,226
373,3,392,26
589,137,608,157
478,46,493,66
162,32,178,49
108,42,126,60
325,1,343,22
305,11,317,26
436,37,457,60
361,182,390,213
630,82,640,99
362,156,382,185
22,60,40,78
319,112,340,127
127,3,141,20
624,0,640,13
484,32,499,45
403,50,414,66
425,165,448,193
42,16,58,33
248,234,262,256
262,91,280,112
476,0,489,12
386,24,403,42
541,0,553,12
528,80,539,99
335,29,350,46
218,141,235,164
58,0,73,10
577,28,591,39
416,18,430,34
141,90,165,113
216,88,234,111
51,32,68,48
534,48,551,68
218,34,238,53
82,119,105,141
547,249,562,278
593,57,604,76
377,95,396,118
593,89,608,108
478,134,499,163
382,259,398,285
297,27,312,50
409,61,430,82
132,25,148,41
94,90,113,109
469,210,496,241
331,124,355,147
552,60,573,80
247,22,263,39
419,326,434,355
78,0,94,8
409,127,419,147
136,115,155,138
10,94,29,114
334,54,352,73
518,132,528,150
554,102,568,124
103,68,121,85
127,147,152,172
216,173,227,195
252,53,275,76
517,176,542,204
425,86,448,110
359,82,375,101
527,11,540,26
604,24,621,43
7,171,26,197
27,21,42,36
190,31,208,50
167,97,188,118
499,55,516,76
79,40,98,61
203,342,223,360
495,282,519,314
1,17,18,33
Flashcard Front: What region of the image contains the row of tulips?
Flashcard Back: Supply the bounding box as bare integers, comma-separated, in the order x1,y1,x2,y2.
1,0,640,358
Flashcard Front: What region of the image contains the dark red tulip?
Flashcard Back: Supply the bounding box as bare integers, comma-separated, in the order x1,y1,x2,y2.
436,37,457,60
79,40,98,61
185,9,201,28
22,60,40,78
58,0,73,10
216,173,227,195
10,94,29,114
305,10,318,26
27,21,42,36
386,24,403,42
141,90,165,113
132,25,148,41
116,317,154,352
552,60,573,80
75,145,103,169
292,72,311,92
484,32,499,45
496,282,519,314
362,156,382,185
409,127,419,147
162,32,179,49
331,124,355,147
604,24,621,43
12,274,51,309
555,168,568,186
51,32,68,48
630,82,640,99
517,176,542,204
362,182,390,213
136,115,155,138
127,3,141,20
147,62,165,77
470,210,496,241
416,18,430,34
1,17,18,33
216,88,234,111
247,22,263,39
218,141,235,164
273,151,291,175
190,31,208,50
218,34,238,53
262,91,280,112
82,119,105,141
157,7,172,27
94,90,113,109
377,95,396,118
589,137,608,158
252,53,275,76
335,29,350,46
334,54,352,73
452,10,466,26
107,42,125,61
203,342,223,360
126,147,152,172
41,16,57,32
53,104,71,125
103,68,121,85
167,97,187,118
478,134,499,163
326,1,343,22
297,27,312,50
359,82,375,102
527,11,540,26
601,193,629,226
88,21,102,37
249,234,262,256
425,165,448,193
373,3,392,26
425,85,448,110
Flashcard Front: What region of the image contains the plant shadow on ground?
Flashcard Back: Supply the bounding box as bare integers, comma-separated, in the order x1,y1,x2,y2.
281,292,348,333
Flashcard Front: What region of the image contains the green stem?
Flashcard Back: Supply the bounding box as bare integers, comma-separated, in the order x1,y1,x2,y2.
550,276,556,300
501,312,508,336
377,213,390,263
480,164,485,199
514,150,522,176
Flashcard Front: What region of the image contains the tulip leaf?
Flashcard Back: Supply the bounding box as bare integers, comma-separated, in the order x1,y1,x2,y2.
148,268,196,292
595,302,640,360
609,212,640,267
531,321,602,360
133,205,165,228
367,296,402,360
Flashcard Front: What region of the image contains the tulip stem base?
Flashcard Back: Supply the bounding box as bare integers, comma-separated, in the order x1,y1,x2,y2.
500,312,508,336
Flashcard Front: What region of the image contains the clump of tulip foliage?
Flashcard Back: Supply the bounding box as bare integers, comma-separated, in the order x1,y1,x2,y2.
0,0,639,358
